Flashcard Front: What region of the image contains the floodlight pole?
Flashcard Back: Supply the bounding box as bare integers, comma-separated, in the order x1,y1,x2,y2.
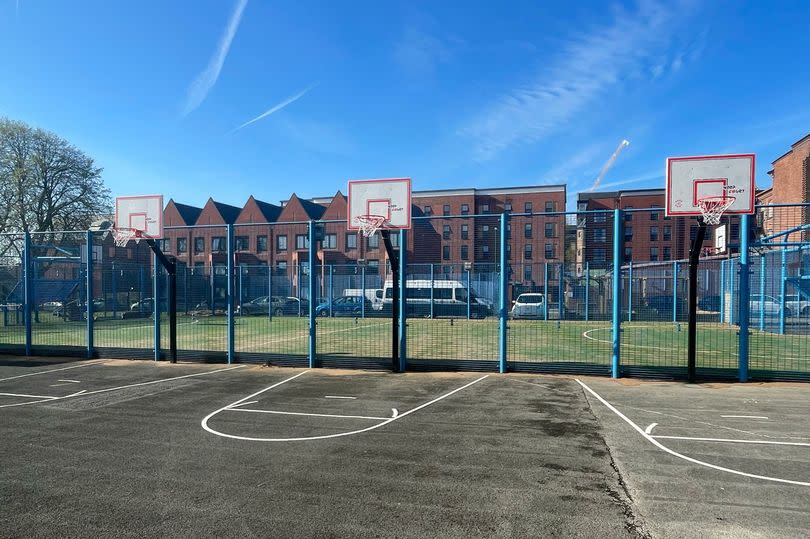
145,239,177,363
687,222,707,383
381,230,400,373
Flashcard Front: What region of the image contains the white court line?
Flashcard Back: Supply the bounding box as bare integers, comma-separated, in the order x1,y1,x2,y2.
0,366,245,409
576,379,810,487
228,409,391,421
652,435,810,447
57,379,81,383
240,322,387,352
0,392,59,400
325,395,356,400
645,422,658,434
0,360,106,382
721,415,769,420
202,374,489,442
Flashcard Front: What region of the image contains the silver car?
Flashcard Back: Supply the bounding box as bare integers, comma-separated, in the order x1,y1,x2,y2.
511,293,546,319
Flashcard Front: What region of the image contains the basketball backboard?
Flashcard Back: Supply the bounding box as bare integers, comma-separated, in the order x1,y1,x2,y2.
347,178,412,232
114,195,164,239
665,154,755,217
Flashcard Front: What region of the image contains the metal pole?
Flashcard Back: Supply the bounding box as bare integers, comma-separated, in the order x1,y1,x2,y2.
672,261,679,322
611,209,622,378
226,224,234,364
779,249,787,335
297,263,303,317
328,265,333,317
23,232,32,356
361,266,366,318
112,266,118,319
628,262,633,322
183,265,188,314
308,221,317,368
720,259,726,323
738,214,751,382
498,213,508,373
153,252,160,361
584,262,590,322
381,231,400,372
687,224,707,383
430,263,435,319
398,229,407,372
268,264,273,320
759,254,766,331
86,231,94,358
543,262,549,320
558,262,564,321
729,259,736,325
466,267,471,320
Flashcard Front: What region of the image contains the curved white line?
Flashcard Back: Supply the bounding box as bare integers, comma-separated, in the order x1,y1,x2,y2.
644,422,658,434
576,379,810,487
202,375,488,442
391,408,399,418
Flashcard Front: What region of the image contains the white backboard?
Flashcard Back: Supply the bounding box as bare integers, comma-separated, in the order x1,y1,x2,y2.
347,178,412,230
714,224,727,254
115,195,164,239
665,154,755,216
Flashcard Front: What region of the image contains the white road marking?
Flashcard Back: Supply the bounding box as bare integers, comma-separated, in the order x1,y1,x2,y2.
576,379,810,487
0,392,59,400
391,408,399,418
721,415,769,420
324,395,356,399
202,374,489,442
57,379,81,383
645,422,658,434
0,360,106,382
229,400,258,408
240,322,387,352
652,435,810,447
228,409,389,421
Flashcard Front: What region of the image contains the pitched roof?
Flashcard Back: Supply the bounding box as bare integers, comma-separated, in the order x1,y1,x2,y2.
213,201,242,224
320,191,347,220
173,202,203,224
254,199,282,221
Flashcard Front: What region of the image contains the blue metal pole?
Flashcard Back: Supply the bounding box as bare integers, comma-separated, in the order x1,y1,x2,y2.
23,232,32,356
738,214,751,382
720,259,726,324
328,265,333,317
153,252,160,361
361,266,366,318
429,263,435,319
628,262,633,322
611,209,623,378
398,229,407,372
780,249,787,335
86,231,94,358
111,265,118,319
466,267,471,320
543,262,549,320
226,224,234,364
759,254,766,331
268,264,273,320
729,259,736,325
584,262,590,322
308,221,317,368
498,213,508,373
672,261,679,322
558,262,564,320
297,263,302,316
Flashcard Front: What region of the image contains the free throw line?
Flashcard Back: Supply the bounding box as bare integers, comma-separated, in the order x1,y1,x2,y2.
0,360,106,382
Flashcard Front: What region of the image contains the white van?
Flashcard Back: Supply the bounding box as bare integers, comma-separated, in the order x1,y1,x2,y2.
381,279,491,318
343,288,384,310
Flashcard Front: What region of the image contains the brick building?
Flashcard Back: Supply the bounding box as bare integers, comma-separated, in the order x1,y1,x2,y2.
763,132,810,242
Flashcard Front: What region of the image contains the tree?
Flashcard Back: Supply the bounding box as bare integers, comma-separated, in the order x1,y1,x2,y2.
0,118,111,257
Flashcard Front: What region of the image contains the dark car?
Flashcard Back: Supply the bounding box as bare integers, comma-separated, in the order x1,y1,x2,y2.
698,295,721,312
316,296,373,317
236,296,271,316
271,296,308,316
644,295,688,319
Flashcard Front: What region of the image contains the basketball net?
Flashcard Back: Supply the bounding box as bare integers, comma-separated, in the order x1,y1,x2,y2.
355,215,388,238
697,196,735,225
111,227,143,247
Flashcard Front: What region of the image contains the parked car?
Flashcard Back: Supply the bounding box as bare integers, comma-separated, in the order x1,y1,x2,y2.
510,293,546,319
271,296,309,316
784,294,810,317
41,301,63,312
236,296,271,316
130,298,168,312
316,296,372,317
644,295,688,318
697,295,721,312
750,295,791,318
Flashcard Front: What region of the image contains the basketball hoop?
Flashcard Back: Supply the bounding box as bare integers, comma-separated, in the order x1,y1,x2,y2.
354,214,388,238
111,227,143,247
697,195,735,225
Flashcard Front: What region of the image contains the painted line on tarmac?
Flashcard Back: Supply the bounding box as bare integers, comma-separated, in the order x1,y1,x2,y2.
721,415,769,420
239,322,387,352
576,379,810,487
645,423,658,434
325,395,356,400
0,360,107,382
652,435,810,447
0,392,59,400
57,379,81,383
202,374,489,442
228,409,392,421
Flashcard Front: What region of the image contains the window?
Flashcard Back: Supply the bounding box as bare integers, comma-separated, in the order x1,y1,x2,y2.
443,225,451,240
443,204,450,216
461,245,469,260
594,213,607,223
593,248,606,262
323,233,337,249
257,235,267,252
624,226,633,241
663,225,671,241
482,245,490,257
650,206,660,221
214,263,227,276
650,247,659,261
544,222,556,238
624,247,632,261
625,207,633,221
506,243,512,256
663,247,672,261
524,244,533,260
524,223,533,239
368,259,380,270
481,204,490,213
504,202,512,212
524,265,532,281
211,237,225,252
442,245,450,260
276,261,288,273
506,223,511,239
594,228,606,242
367,234,379,249
461,225,469,240
544,243,556,259
194,237,204,254
482,225,490,236
296,234,308,250
390,233,399,247
730,222,740,240
193,262,204,274
461,204,469,215
346,233,357,250
525,202,533,213
442,265,451,274
277,235,288,251
235,236,249,252
177,237,187,253
650,226,659,241
545,201,555,213
423,205,432,216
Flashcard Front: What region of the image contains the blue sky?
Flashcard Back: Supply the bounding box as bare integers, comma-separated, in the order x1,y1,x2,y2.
2,0,809,210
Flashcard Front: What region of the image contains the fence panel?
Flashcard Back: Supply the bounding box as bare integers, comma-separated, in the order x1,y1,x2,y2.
0,234,25,351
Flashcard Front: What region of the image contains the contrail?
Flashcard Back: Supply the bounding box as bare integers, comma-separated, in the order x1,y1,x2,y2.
231,83,317,133
589,139,630,191
183,0,248,115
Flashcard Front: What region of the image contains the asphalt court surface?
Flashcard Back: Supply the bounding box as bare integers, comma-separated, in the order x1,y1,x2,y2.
1,357,809,537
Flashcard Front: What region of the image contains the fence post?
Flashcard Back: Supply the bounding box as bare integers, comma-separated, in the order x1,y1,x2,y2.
779,249,787,335
297,263,303,316
153,252,161,361
465,266,471,320
558,263,564,320
584,262,590,322
111,265,118,319
268,264,273,320
738,214,751,382
759,254,766,331
429,263,435,319
308,221,317,368
720,259,726,323
398,229,407,372
672,261,679,322
611,209,623,378
226,224,234,364
627,262,633,322
543,262,549,320
361,265,366,318
328,265,333,317
23,232,32,356
86,231,94,358
499,212,508,373
729,258,736,325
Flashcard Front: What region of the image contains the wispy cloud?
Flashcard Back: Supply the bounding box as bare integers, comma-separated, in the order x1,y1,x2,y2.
230,84,317,133
182,0,248,116
460,1,699,161
394,14,462,78
541,143,609,183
